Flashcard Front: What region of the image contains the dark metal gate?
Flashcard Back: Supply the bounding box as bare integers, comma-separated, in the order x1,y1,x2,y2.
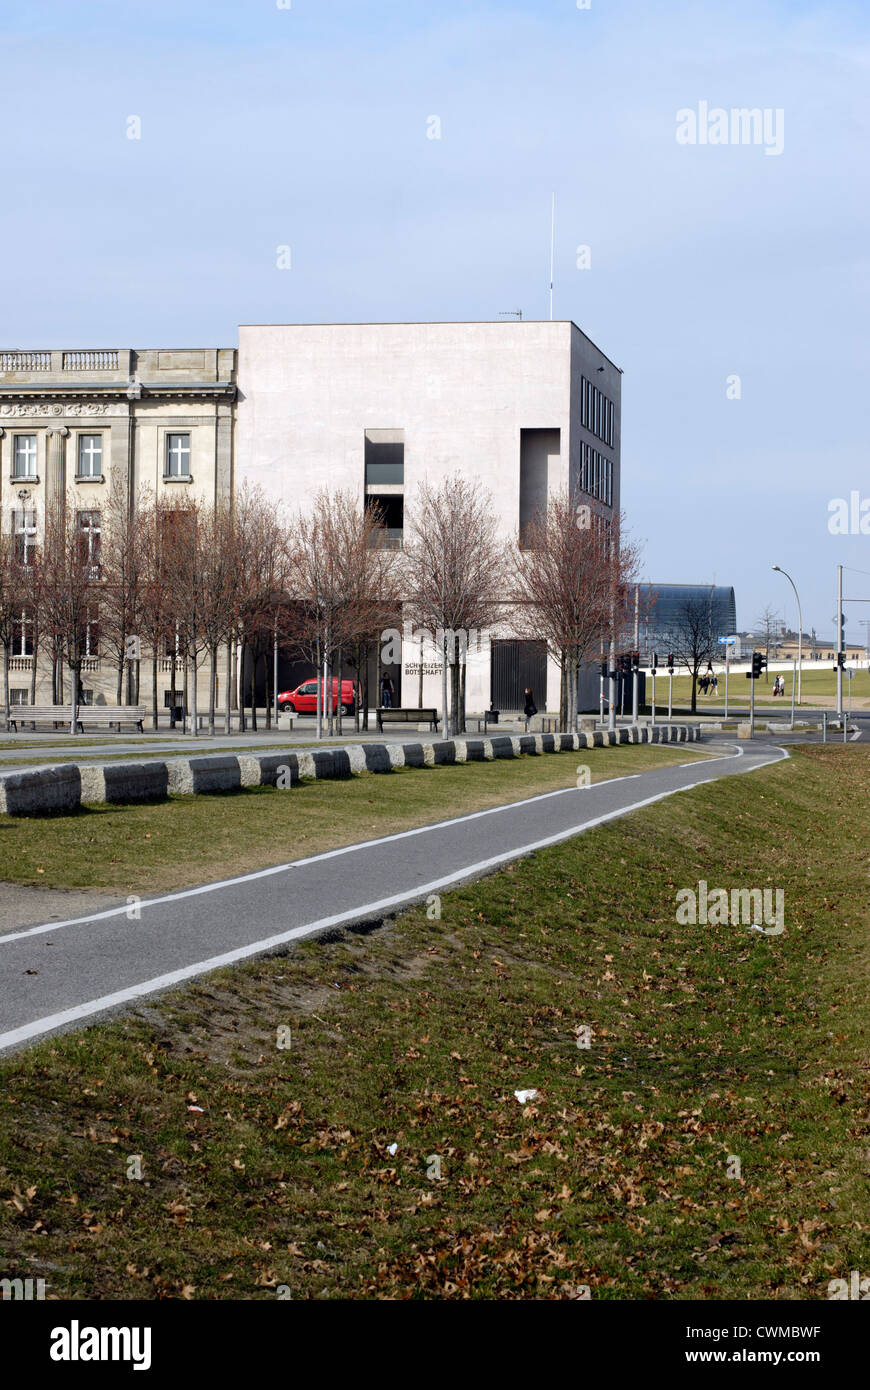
490,639,547,710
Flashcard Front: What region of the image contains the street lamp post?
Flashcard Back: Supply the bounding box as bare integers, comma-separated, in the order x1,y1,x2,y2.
772,565,802,705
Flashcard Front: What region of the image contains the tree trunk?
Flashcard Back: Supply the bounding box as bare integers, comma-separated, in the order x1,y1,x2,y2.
224,639,232,735
449,637,461,737
327,649,335,737
559,654,568,731
169,654,177,730
116,657,124,706
69,663,80,735
316,635,322,740
336,647,343,737
441,633,450,737
209,645,217,735
249,649,257,731
151,654,159,730
191,649,199,738
458,654,467,734
3,644,10,728
30,629,38,706
362,643,369,731
264,648,272,731
237,637,246,732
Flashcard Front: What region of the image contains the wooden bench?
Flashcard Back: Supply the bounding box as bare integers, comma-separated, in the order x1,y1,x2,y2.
376,706,439,732
5,705,146,733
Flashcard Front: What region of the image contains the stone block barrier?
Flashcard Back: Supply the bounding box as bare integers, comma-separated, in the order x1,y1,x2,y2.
0,724,702,816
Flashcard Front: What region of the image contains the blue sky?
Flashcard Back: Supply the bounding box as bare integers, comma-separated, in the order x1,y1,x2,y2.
2,0,869,640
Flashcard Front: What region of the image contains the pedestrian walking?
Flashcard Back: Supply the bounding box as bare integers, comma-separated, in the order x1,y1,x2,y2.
380,673,395,708
711,673,718,695
523,686,537,733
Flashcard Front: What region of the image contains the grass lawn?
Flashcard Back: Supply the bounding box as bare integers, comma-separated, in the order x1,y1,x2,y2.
0,743,699,894
659,666,869,709
0,744,867,1299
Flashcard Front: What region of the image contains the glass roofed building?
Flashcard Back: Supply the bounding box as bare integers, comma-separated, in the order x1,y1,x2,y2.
634,584,737,661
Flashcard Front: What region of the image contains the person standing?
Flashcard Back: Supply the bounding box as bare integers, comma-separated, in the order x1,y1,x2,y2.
523,686,537,733
380,673,395,708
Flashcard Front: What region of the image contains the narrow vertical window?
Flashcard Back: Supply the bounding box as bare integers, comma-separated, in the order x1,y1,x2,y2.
13,435,37,478
78,435,103,478
166,433,191,478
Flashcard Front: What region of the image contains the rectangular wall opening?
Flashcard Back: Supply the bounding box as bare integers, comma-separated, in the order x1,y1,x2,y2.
519,428,560,547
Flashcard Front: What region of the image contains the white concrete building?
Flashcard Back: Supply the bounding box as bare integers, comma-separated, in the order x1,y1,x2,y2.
237,321,621,712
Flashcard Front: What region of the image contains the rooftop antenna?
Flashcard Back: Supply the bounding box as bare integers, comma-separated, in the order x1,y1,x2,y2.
498,309,523,320
549,192,555,320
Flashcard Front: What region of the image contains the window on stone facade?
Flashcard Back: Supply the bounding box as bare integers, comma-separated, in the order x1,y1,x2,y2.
77,510,101,572
81,607,100,658
166,433,191,478
12,509,38,565
12,435,37,478
78,435,103,478
12,609,34,657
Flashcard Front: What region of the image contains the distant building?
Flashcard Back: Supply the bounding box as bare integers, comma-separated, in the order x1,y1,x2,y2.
634,583,737,661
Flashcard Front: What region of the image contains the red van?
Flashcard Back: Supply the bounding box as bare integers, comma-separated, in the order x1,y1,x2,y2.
278,679,357,716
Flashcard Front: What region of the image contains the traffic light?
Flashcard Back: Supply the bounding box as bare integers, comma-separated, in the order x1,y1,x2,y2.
837,651,846,668
632,650,640,671
620,653,632,675
652,651,658,673
667,653,675,673
748,651,766,679
599,661,608,679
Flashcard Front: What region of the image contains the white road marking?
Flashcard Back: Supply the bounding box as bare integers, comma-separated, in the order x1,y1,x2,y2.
0,746,790,1052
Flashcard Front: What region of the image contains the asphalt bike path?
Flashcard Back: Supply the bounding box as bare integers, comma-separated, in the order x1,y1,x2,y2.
0,741,787,1052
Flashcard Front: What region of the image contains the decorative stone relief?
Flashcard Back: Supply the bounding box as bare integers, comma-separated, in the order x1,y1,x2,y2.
0,402,127,418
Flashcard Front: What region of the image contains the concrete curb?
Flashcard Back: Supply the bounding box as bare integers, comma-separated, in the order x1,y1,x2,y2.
0,724,702,816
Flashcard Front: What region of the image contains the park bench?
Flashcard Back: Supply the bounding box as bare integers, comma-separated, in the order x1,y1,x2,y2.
376,706,440,732
5,704,146,733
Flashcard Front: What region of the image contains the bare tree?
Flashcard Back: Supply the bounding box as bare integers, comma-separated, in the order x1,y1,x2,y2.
232,488,292,733
100,477,148,707
403,476,506,735
290,490,352,738
41,500,99,734
664,592,719,713
138,498,176,730
198,498,243,735
328,493,401,736
161,499,209,735
0,528,19,728
755,604,782,684
511,495,636,729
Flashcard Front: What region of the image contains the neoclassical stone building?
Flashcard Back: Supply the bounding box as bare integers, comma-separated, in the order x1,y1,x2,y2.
0,347,236,707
